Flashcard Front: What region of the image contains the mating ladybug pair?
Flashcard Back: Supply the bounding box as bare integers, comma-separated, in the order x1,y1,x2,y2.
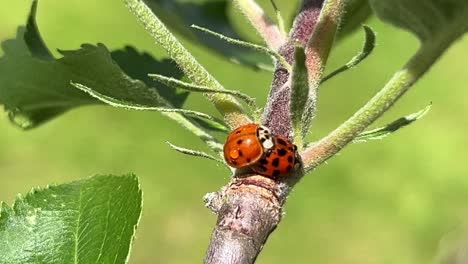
223,124,300,178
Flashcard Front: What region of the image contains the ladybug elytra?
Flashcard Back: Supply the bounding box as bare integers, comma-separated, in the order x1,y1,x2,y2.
223,124,299,178
223,124,274,168
251,135,299,178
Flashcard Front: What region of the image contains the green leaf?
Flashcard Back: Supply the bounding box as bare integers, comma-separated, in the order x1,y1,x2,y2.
369,0,468,42
354,104,431,143
166,141,229,169
149,73,257,108
110,46,188,108
290,46,309,149
73,82,226,123
322,25,376,83
144,0,271,70
0,1,187,129
0,175,142,263
191,25,291,72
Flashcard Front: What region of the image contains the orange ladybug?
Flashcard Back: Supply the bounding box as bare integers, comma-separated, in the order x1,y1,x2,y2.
251,135,299,178
223,124,274,168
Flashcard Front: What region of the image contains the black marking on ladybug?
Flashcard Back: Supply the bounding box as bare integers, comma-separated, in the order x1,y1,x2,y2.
238,150,243,156
265,135,270,139
272,158,280,167
272,170,280,177
265,151,272,158
246,158,251,163
286,165,292,172
235,130,241,134
278,148,287,156
259,158,268,165
287,156,293,163
260,138,266,143
257,165,267,172
237,139,243,145
277,138,287,146
232,160,238,166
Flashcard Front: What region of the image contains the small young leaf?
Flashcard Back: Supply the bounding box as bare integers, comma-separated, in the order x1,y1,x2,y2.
191,25,291,72
166,142,230,170
72,82,223,123
354,104,431,143
149,73,257,108
321,25,376,83
188,116,230,133
269,0,287,34
290,46,309,149
369,0,468,42
0,175,142,263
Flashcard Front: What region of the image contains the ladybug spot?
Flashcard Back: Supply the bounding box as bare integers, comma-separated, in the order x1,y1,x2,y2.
277,138,287,146
238,150,243,157
237,139,243,145
272,158,280,167
272,170,280,177
232,160,238,166
277,148,287,156
287,156,293,163
229,150,239,159
286,165,292,172
266,151,272,158
246,158,251,163
259,158,268,165
235,130,241,134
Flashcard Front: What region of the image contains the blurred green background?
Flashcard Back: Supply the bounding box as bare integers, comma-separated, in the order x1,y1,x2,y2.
1,1,468,263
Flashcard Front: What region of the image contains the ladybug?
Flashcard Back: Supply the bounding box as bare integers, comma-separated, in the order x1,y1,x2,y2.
223,124,274,168
251,135,299,178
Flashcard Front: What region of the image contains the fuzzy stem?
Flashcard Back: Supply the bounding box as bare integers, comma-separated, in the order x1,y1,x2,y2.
124,0,250,128
300,0,346,140
262,0,325,138
302,30,461,172
233,0,286,50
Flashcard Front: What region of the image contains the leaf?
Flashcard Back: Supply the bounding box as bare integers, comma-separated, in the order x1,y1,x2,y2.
321,25,376,83
369,0,468,42
166,141,229,169
110,46,188,108
290,46,309,149
0,1,187,129
354,104,431,143
72,82,224,124
144,0,271,70
0,175,142,263
149,73,257,108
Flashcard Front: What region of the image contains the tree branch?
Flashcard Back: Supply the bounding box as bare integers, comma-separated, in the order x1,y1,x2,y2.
204,175,294,264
